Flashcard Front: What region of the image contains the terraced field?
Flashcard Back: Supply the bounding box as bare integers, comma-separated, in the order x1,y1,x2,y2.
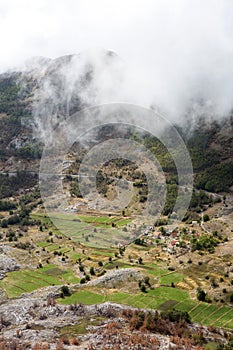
188,303,233,328
37,240,115,262
10,212,232,332
0,264,80,298
33,212,132,248
59,286,233,329
159,272,184,285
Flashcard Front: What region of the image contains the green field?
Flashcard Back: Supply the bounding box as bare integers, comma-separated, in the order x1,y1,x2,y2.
33,212,132,248
59,289,105,304
26,212,233,331
159,272,184,285
0,264,80,298
142,263,168,276
58,286,233,329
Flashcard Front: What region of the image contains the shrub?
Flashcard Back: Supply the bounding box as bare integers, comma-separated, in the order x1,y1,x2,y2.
197,287,207,302
138,257,143,264
60,285,70,297
90,266,95,275
140,284,147,293
230,293,233,303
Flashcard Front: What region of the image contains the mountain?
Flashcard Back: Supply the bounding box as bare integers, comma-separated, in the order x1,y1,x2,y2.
0,50,125,163
0,52,233,349
1,51,233,193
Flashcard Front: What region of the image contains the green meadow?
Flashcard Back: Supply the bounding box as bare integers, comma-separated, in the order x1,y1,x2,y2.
59,286,233,330
0,264,80,298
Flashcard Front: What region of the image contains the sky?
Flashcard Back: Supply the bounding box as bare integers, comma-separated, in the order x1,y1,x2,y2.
1,0,233,118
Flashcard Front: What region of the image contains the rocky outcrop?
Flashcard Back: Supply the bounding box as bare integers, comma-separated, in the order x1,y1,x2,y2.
87,268,143,288
0,253,20,275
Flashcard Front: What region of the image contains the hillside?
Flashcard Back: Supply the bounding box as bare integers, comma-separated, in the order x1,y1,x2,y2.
0,54,233,194
0,54,233,349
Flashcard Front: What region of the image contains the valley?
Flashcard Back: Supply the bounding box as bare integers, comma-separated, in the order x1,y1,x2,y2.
0,54,233,349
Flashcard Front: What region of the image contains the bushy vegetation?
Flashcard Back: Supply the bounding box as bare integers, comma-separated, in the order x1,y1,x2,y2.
0,200,16,211
196,162,233,192
16,144,43,159
217,336,233,349
134,238,146,246
0,76,23,116
197,287,208,302
70,178,82,197
0,172,37,199
191,234,220,253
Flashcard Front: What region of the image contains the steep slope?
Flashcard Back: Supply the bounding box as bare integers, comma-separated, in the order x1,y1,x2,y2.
0,51,233,195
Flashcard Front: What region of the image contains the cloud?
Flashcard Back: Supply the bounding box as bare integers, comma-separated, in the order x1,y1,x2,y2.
1,0,233,119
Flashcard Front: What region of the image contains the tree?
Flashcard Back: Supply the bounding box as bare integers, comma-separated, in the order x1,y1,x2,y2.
140,284,147,293
203,214,210,222
159,226,166,234
1,220,8,228
138,257,143,264
90,266,95,275
60,285,70,297
85,274,90,282
197,287,206,302
210,277,219,288
79,265,84,272
119,247,124,256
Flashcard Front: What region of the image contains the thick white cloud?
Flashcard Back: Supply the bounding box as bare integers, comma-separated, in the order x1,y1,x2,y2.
1,0,233,117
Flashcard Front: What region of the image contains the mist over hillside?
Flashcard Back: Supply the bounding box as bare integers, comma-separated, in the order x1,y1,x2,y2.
1,48,233,143
1,2,233,349
0,49,233,197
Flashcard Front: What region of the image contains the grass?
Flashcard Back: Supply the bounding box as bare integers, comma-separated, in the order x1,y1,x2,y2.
90,250,114,257
142,263,168,276
58,290,105,305
32,212,131,248
215,309,233,328
157,300,179,312
59,287,189,311
57,286,233,330
192,304,218,323
173,299,196,312
159,272,184,285
204,342,219,350
69,252,83,262
59,316,107,336
189,303,210,319
147,287,190,302
37,242,51,248
20,212,233,330
0,265,80,298
203,306,233,326
188,303,233,328
45,244,61,252
105,261,133,270
77,215,131,227
224,319,233,329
